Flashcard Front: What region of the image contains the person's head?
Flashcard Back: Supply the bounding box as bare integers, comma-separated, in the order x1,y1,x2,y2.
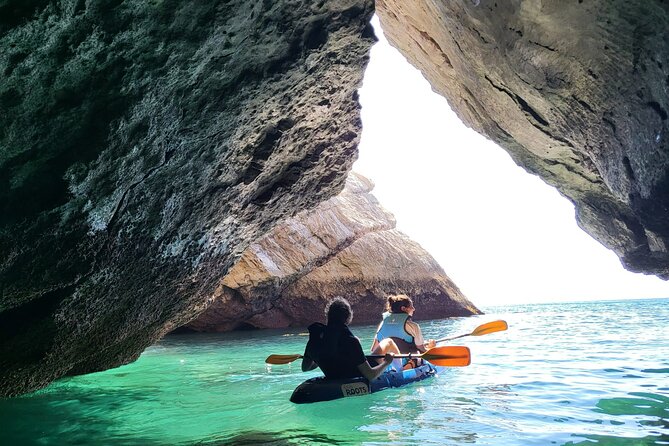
325,297,353,325
386,294,415,315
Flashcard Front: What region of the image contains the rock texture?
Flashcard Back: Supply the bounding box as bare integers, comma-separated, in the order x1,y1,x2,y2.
4,0,669,399
0,0,375,397
376,0,669,278
185,172,480,332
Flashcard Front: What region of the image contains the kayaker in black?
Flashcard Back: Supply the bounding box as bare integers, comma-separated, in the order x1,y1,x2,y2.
301,297,397,381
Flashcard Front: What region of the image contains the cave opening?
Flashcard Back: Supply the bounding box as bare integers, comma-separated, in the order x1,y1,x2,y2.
233,322,259,331
353,16,669,307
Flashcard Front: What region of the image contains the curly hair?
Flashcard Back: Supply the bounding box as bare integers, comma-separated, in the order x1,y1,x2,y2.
325,297,353,325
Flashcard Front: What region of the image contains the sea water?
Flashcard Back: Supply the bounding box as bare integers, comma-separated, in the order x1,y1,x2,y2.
1,298,668,445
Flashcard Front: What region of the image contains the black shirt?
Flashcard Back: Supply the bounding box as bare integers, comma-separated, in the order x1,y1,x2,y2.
304,322,367,379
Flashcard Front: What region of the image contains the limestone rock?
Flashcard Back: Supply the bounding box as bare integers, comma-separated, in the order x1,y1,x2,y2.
0,0,375,397
5,0,669,399
185,172,480,332
376,0,669,278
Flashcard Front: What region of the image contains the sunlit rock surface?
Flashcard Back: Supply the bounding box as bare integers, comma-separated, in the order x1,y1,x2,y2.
0,0,375,397
376,0,669,279
185,172,480,332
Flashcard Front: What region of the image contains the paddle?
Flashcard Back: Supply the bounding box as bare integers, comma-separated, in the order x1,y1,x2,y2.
265,345,471,367
436,320,508,343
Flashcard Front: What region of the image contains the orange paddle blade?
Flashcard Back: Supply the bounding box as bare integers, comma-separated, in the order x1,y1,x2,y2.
422,346,471,367
265,354,303,365
436,320,508,343
471,320,508,336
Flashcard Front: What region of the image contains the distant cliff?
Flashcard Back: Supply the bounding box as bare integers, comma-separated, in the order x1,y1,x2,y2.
185,172,480,332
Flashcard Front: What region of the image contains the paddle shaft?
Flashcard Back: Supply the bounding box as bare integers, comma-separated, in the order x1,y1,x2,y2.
269,354,431,359
367,353,429,359
370,346,470,366
269,353,446,361
265,346,470,366
435,333,467,343
436,320,508,343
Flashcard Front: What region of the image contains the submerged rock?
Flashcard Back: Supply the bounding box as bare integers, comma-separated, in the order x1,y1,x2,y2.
376,0,669,279
185,172,480,332
0,0,375,397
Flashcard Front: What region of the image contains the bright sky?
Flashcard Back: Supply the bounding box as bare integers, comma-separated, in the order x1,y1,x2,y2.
353,17,669,307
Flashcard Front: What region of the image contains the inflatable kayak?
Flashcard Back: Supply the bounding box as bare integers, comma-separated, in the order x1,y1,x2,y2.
290,363,438,404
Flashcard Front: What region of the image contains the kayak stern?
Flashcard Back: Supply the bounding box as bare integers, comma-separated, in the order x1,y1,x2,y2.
290,364,437,404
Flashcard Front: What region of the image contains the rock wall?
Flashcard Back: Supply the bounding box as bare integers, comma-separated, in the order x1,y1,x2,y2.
185,172,480,332
0,0,375,397
3,0,669,398
376,0,669,278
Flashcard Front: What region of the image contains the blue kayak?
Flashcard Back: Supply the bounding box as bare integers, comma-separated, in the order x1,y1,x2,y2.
290,363,438,404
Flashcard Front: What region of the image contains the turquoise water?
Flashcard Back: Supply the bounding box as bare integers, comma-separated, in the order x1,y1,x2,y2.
2,298,668,445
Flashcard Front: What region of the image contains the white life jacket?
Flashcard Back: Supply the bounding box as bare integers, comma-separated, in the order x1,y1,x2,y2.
375,312,414,344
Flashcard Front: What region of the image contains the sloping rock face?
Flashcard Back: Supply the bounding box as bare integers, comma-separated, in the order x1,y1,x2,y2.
185,172,480,332
376,0,669,279
0,0,375,397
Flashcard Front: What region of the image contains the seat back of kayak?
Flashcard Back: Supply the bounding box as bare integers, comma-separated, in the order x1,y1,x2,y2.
290,364,438,404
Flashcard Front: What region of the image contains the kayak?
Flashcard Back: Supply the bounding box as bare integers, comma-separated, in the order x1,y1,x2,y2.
290,363,438,404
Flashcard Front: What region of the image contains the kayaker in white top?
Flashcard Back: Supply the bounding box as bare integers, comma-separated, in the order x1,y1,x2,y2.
371,294,437,370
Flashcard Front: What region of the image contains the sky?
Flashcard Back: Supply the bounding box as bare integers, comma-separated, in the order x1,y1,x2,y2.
353,17,669,308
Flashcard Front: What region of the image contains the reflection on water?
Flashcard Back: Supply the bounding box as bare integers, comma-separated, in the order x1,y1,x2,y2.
564,435,669,446
563,392,669,446
0,298,668,445
596,392,669,418
6,386,166,446
198,430,345,446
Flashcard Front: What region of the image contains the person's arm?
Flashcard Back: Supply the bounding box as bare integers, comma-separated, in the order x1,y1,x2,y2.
370,321,383,351
421,338,437,351
301,355,318,372
356,354,394,381
302,339,318,372
347,333,392,381
406,321,436,352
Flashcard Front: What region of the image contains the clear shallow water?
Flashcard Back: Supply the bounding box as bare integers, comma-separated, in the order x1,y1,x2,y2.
2,298,668,445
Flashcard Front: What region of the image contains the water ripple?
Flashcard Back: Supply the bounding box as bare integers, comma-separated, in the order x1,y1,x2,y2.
0,298,667,445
